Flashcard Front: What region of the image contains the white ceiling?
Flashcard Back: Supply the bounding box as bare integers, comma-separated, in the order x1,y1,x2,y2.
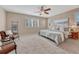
1,5,79,18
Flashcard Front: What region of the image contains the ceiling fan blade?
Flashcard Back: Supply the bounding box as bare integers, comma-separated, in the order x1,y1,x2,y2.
44,8,51,11
44,11,49,14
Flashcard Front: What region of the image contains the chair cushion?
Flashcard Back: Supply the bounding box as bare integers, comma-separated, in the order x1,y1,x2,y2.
0,41,2,46
0,47,2,50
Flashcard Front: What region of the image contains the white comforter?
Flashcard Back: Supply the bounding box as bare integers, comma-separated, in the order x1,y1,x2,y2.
40,29,65,45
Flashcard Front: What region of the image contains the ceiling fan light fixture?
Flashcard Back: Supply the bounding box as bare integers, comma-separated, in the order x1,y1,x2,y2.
44,8,51,11
37,6,51,15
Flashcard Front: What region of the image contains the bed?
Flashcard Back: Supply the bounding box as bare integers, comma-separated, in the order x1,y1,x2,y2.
40,29,66,45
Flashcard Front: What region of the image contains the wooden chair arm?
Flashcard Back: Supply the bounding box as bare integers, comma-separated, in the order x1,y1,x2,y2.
0,43,16,54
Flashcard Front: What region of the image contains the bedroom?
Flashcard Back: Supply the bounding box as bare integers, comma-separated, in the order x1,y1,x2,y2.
0,5,79,54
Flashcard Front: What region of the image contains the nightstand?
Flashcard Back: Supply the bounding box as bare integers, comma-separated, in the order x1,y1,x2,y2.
69,32,79,40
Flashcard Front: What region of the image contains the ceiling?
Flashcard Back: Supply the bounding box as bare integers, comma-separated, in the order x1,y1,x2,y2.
1,5,79,18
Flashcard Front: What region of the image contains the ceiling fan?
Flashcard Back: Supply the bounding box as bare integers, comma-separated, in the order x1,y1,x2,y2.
37,6,51,15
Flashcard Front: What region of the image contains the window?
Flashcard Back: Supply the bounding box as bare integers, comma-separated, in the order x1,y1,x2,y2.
54,19,68,27
75,13,79,26
26,19,39,28
48,18,68,28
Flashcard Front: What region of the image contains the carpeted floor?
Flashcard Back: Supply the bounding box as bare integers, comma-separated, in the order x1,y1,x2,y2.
13,34,79,54
59,38,79,54
15,34,67,54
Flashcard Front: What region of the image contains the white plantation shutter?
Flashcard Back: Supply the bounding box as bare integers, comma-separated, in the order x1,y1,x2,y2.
26,19,39,28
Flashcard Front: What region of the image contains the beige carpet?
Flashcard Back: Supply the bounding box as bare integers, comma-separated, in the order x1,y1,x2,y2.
15,34,67,54
59,38,79,54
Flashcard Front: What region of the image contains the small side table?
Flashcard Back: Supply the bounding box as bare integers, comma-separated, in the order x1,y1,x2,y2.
68,32,79,40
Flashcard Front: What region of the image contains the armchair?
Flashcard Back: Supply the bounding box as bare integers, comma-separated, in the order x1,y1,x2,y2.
0,31,17,54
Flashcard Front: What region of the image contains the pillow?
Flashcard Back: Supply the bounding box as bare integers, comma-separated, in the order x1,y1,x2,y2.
59,26,64,32
56,27,60,30
64,28,69,31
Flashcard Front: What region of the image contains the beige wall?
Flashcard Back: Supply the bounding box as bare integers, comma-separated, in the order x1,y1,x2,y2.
0,7,6,31
6,12,48,35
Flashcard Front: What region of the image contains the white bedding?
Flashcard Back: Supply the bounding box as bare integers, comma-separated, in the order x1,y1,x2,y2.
40,29,65,45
